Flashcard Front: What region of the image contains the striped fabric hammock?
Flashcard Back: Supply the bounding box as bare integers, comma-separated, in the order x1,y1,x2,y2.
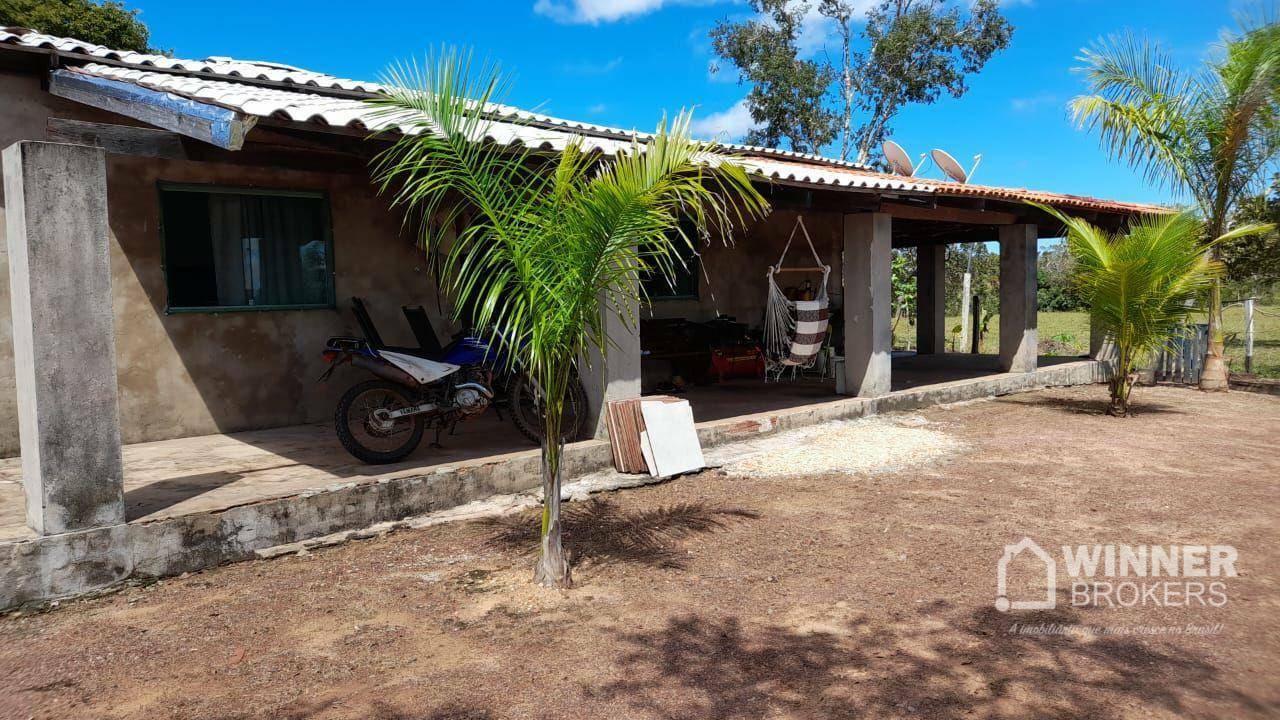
764,217,831,376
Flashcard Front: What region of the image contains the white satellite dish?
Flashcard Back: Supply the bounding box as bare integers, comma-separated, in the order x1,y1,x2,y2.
931,148,983,184
883,140,914,176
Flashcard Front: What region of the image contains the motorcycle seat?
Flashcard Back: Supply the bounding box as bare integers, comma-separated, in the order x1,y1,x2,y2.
374,344,444,360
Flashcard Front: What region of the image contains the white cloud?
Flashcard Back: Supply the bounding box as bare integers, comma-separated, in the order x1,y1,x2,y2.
588,102,608,113
535,0,683,24
690,99,760,142
748,1,879,60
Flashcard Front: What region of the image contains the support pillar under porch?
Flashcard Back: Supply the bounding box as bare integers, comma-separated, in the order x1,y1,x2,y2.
3,141,125,536
998,223,1038,373
842,212,892,397
916,243,946,354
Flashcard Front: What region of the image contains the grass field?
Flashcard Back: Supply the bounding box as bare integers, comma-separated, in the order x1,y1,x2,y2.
894,305,1280,378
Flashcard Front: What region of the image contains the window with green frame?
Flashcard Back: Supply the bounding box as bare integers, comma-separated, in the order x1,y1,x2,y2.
159,185,334,312
642,219,701,300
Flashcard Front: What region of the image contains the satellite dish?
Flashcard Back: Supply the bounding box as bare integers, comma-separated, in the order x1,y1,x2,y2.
931,148,983,184
882,140,915,176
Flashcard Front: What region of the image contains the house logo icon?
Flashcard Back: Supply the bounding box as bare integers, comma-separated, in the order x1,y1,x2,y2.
995,537,1056,612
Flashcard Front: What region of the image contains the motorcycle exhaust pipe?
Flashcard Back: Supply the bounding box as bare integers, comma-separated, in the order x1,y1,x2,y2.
351,354,420,388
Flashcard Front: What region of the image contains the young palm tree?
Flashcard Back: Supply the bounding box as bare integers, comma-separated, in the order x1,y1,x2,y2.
1040,205,1264,416
1070,21,1280,390
366,50,768,586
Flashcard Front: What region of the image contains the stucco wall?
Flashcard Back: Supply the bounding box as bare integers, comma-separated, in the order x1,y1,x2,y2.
0,70,448,456
646,208,845,326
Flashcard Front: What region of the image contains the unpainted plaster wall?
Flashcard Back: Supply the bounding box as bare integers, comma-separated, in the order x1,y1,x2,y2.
0,70,448,456
645,208,846,326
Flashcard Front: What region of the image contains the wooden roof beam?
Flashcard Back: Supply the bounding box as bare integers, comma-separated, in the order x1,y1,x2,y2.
49,69,256,150
879,200,1019,225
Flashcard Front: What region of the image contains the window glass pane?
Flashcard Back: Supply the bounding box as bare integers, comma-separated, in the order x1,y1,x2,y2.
161,189,332,309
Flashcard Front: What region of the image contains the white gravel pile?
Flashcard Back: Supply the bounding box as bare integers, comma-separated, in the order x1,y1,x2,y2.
713,415,963,478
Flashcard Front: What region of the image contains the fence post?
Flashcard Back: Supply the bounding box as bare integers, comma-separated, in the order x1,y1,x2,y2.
1244,297,1255,375
970,294,981,354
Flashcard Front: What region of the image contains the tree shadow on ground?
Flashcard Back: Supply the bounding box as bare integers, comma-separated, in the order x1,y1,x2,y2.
588,594,1274,719
1001,392,1184,417
481,497,758,570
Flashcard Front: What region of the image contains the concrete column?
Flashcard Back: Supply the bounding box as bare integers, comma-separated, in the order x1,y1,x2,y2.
916,243,946,354
998,224,1038,373
581,286,641,440
4,141,124,535
842,212,892,397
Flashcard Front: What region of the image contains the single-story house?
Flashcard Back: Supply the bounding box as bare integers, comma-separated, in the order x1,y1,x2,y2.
0,27,1159,606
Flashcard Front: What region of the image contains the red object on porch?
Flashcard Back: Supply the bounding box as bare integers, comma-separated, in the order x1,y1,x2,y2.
710,345,766,382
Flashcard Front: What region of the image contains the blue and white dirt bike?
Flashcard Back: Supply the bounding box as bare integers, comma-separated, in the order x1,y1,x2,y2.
319,299,587,464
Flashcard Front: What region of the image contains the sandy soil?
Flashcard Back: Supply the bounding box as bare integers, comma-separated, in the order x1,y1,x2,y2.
1,384,1277,720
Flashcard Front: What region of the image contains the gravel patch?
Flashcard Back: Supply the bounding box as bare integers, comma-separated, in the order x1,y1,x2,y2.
714,414,964,477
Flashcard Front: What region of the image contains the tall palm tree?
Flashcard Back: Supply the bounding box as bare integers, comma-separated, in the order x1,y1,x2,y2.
1070,20,1280,390
1041,205,1260,416
367,50,768,586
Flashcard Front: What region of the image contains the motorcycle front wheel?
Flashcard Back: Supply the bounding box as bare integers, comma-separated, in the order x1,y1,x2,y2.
335,379,425,464
509,372,589,445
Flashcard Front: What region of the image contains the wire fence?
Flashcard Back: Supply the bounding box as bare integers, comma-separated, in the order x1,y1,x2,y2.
1224,299,1280,378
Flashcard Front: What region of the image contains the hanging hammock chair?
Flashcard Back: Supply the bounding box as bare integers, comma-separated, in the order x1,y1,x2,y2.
763,217,831,378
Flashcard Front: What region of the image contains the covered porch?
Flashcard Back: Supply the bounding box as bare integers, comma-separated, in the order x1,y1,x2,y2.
0,356,1107,548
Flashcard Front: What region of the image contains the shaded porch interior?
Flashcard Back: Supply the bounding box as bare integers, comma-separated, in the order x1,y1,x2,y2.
0,165,1114,544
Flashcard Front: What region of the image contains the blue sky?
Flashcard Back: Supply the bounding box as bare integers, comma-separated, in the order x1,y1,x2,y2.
124,0,1243,205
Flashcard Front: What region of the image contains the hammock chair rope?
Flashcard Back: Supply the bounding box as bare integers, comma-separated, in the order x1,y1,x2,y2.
764,217,831,370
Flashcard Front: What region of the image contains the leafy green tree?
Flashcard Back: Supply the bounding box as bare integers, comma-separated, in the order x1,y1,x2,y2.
709,0,838,153
820,0,1014,164
1070,21,1280,390
890,248,916,341
368,51,768,586
1044,205,1254,416
944,242,998,314
1037,241,1084,311
710,0,1012,162
1222,173,1280,299
0,0,155,53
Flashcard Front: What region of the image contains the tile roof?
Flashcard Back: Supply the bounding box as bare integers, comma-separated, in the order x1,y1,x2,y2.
1,26,1166,215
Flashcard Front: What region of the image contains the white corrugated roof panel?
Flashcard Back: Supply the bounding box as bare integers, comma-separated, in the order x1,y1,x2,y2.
1,26,1167,212
70,63,641,156
0,27,874,171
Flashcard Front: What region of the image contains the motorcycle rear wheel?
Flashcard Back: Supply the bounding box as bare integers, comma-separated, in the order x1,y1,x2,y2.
335,379,425,464
509,372,589,445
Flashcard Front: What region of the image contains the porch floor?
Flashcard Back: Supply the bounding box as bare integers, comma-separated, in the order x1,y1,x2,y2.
0,353,1089,543
0,413,536,542
680,352,1087,422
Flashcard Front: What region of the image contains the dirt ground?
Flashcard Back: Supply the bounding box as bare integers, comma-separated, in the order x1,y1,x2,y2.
2,384,1278,720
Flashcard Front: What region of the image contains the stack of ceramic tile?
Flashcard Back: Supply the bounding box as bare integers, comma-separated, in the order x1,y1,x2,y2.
606,396,705,478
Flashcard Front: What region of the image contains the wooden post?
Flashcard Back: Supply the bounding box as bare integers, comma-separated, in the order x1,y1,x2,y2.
970,294,981,354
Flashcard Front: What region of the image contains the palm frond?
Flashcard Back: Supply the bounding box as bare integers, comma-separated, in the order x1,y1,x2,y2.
365,49,768,439
1070,32,1202,194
